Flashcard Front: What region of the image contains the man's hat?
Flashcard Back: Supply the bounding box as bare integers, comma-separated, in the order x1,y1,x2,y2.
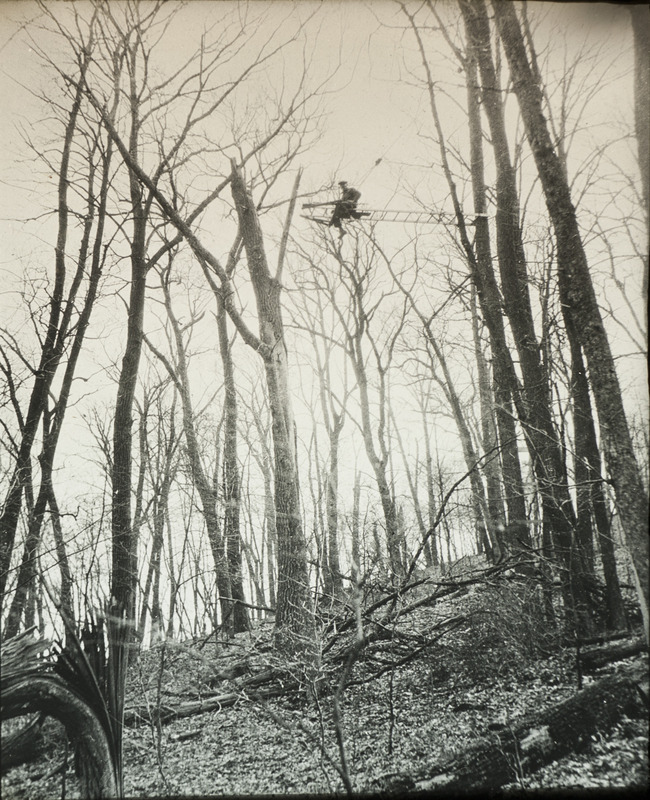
338,180,347,186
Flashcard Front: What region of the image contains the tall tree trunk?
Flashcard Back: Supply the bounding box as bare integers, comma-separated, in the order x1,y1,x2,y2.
0,51,93,601
4,517,41,639
568,329,597,578
48,486,75,633
422,413,439,568
111,200,145,624
264,444,278,609
166,516,178,640
492,0,649,636
565,312,628,632
470,285,506,539
630,4,649,308
230,162,312,642
107,54,152,791
217,300,249,633
325,413,344,596
461,0,595,634
251,406,277,609
139,416,176,643
350,471,362,582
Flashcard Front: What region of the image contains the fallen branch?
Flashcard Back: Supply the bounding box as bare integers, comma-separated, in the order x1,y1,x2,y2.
579,635,647,672
124,669,290,726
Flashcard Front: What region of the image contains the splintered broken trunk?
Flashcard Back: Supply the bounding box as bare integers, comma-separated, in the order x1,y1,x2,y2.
2,677,118,798
418,674,645,791
2,630,121,798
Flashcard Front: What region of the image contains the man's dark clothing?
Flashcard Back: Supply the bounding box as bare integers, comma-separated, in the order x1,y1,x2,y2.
329,184,362,232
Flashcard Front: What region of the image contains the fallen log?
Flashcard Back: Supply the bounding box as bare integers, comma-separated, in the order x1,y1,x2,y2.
579,635,647,672
416,674,645,791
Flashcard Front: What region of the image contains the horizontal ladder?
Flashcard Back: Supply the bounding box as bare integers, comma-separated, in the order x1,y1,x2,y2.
301,204,487,225
363,209,453,224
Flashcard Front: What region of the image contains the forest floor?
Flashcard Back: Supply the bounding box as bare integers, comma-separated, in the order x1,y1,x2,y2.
2,579,648,799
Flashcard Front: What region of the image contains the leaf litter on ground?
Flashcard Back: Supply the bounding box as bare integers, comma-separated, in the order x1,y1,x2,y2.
2,599,648,798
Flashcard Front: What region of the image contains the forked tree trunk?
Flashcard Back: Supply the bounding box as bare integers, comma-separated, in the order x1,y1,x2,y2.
230,162,312,642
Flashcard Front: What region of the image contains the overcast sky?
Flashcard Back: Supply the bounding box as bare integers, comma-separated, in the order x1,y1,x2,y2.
0,1,635,215
0,1,644,581
0,1,644,421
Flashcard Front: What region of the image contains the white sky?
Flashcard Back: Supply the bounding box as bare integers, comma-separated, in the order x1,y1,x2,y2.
0,0,643,394
0,1,638,226
0,1,646,584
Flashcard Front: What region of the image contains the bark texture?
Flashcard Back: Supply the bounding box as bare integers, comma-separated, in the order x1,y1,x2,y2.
230,162,312,641
418,674,645,791
462,0,594,633
491,0,649,628
1,633,118,798
217,301,250,633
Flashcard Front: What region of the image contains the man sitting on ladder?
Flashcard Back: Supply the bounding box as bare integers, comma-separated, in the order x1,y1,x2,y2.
329,180,363,238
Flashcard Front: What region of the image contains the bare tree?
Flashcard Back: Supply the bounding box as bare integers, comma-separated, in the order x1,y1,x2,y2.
230,164,313,642
290,263,353,597
136,386,181,645
379,237,504,563
1,20,102,602
146,260,241,637
630,4,649,307
491,0,649,635
459,0,595,631
401,2,530,565
302,233,407,579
